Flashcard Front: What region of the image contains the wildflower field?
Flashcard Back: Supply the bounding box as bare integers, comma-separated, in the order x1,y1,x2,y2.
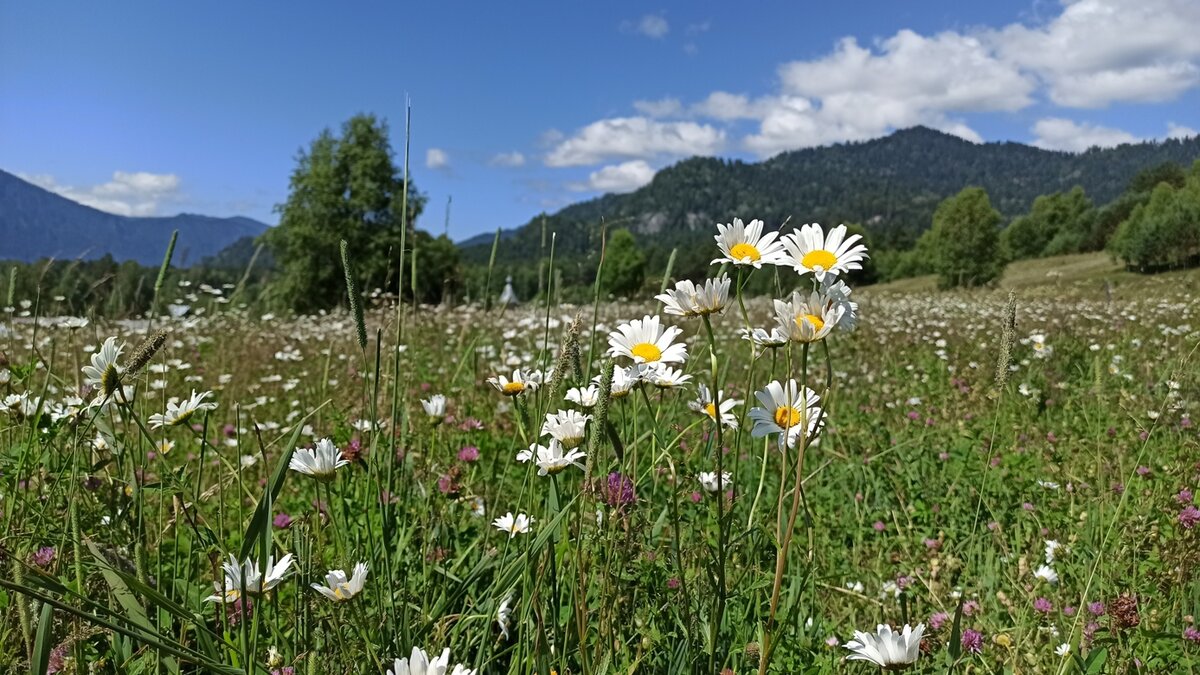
2,224,1199,674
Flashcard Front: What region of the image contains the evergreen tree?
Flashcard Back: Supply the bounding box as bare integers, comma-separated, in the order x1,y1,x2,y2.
602,228,646,297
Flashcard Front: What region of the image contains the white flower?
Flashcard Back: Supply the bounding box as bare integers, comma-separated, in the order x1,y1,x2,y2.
741,326,789,350
644,364,692,389
534,439,586,476
655,276,730,317
773,288,844,343
1055,643,1070,657
748,379,823,448
1044,539,1061,564
843,623,924,669
386,646,476,675
148,390,218,429
697,471,731,493
540,409,591,449
712,218,786,268
492,512,533,538
595,364,640,399
487,369,538,396
496,594,514,640
565,385,599,408
779,223,869,281
311,562,368,602
607,315,687,366
204,553,294,602
821,278,859,332
421,394,447,420
688,383,740,429
56,317,89,330
289,438,350,479
1034,564,1059,585
82,336,123,397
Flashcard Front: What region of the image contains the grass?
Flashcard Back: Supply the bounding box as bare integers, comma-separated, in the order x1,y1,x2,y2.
1,248,1199,674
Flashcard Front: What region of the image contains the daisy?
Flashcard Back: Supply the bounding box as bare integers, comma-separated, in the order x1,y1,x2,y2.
595,364,640,399
843,623,924,669
386,647,476,675
779,223,869,281
496,593,514,640
148,390,218,429
421,394,447,420
311,562,368,602
565,384,599,408
689,383,740,429
655,276,730,318
698,471,731,493
821,278,859,332
204,553,294,603
1034,564,1059,584
534,439,586,476
740,326,790,350
493,512,534,538
289,438,350,480
82,336,123,397
607,315,687,366
1055,643,1070,657
515,442,539,463
749,379,823,448
712,218,785,268
541,409,591,449
645,364,693,389
487,369,538,396
773,289,844,343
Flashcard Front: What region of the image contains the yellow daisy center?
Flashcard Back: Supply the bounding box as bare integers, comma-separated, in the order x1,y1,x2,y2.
101,365,120,396
630,342,663,362
729,242,761,262
801,249,837,271
502,381,525,395
774,406,803,428
332,585,349,599
796,314,825,332
704,402,717,419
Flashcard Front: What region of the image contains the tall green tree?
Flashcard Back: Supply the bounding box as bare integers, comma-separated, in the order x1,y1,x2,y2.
1001,186,1095,259
262,114,427,312
602,228,646,297
1109,163,1200,271
921,187,1005,289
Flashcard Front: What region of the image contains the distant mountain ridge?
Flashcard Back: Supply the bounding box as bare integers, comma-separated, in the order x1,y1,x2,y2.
461,126,1200,263
0,169,269,266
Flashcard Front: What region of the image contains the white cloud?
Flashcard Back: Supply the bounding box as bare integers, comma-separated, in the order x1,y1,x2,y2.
570,160,657,193
628,14,669,39
426,148,450,170
1031,118,1140,152
691,92,760,121
21,170,181,216
489,151,526,167
633,97,683,118
991,0,1200,107
1168,122,1198,139
544,117,725,167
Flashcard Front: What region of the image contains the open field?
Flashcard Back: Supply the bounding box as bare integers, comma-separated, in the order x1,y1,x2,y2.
2,249,1199,673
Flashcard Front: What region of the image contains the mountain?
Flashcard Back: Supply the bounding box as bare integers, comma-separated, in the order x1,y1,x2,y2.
0,169,269,266
462,126,1200,271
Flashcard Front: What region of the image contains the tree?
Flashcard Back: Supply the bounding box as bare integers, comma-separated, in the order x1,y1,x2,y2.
601,228,646,297
1001,186,1095,260
1109,165,1200,271
262,114,427,313
921,187,1005,289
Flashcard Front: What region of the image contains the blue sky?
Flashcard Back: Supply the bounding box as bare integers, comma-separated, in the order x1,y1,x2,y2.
2,0,1198,241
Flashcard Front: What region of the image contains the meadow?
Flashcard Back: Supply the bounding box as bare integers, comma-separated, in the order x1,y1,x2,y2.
2,227,1199,674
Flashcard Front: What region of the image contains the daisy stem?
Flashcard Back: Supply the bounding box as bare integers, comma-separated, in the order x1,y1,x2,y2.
701,314,728,671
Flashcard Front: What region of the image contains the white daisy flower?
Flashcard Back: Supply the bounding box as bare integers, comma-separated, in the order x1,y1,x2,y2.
779,223,869,281
534,439,586,476
565,384,599,408
82,336,123,397
387,647,476,675
688,383,740,429
496,593,514,640
421,394,447,420
645,364,693,389
492,512,534,538
821,278,859,332
748,379,823,448
540,409,591,449
712,218,785,268
741,326,790,350
1055,643,1071,657
773,288,844,343
698,471,731,493
289,438,350,480
148,390,218,429
1034,564,1059,584
843,623,924,669
595,364,641,399
487,369,538,396
311,562,368,602
204,553,294,603
655,276,730,318
607,315,687,366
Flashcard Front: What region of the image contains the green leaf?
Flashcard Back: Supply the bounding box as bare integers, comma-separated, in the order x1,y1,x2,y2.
31,601,54,675
239,406,322,559
947,595,965,663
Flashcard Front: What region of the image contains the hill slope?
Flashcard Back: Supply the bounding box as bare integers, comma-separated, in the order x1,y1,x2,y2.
0,169,269,266
463,127,1200,267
